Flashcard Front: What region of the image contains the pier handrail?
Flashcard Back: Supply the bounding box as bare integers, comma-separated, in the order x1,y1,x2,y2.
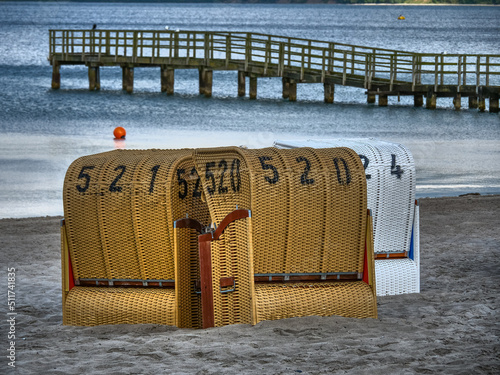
49,29,500,92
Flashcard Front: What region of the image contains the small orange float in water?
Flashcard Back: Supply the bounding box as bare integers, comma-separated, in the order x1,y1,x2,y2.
113,126,126,139
398,15,405,20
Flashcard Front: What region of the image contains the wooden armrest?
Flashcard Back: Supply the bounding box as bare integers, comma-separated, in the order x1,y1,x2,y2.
174,217,205,233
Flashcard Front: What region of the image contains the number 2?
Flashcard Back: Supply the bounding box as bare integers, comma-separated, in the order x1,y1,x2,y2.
358,155,371,180
109,165,126,192
296,156,314,185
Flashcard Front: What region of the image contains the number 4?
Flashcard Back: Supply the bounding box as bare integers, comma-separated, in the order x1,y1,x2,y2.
391,154,404,179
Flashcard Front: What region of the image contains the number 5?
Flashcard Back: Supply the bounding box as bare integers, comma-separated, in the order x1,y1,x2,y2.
258,156,279,184
76,166,95,193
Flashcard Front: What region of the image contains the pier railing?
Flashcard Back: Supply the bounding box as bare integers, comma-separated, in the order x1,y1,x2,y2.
48,29,500,111
49,29,500,91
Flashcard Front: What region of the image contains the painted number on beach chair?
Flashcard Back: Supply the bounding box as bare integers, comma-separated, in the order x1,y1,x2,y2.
76,166,95,193
390,154,404,179
109,165,126,192
191,168,202,198
205,159,242,195
177,159,240,199
258,156,279,184
149,165,160,194
205,162,217,195
177,168,203,199
333,157,351,185
230,159,241,192
296,156,314,185
217,160,229,194
358,155,371,180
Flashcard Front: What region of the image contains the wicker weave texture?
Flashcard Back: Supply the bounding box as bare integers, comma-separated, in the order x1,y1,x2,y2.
192,147,251,224
275,139,420,297
241,147,367,274
63,287,176,326
174,227,202,329
375,259,419,296
254,282,377,322
194,146,376,322
64,149,192,281
274,139,416,254
63,149,212,326
375,202,421,295
210,219,255,327
192,147,255,326
63,146,377,326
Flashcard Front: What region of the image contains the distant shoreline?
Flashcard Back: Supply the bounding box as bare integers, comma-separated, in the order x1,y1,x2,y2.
0,1,497,5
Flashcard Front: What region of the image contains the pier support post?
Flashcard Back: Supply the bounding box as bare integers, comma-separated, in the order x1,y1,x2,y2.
122,67,126,91
490,95,499,113
378,95,388,107
199,68,213,97
324,83,334,103
199,69,204,95
468,96,478,109
367,93,376,104
453,93,461,110
161,66,175,95
478,96,486,112
88,67,95,91
282,78,290,99
238,71,246,97
88,66,100,91
426,89,437,110
414,95,424,107
249,76,257,100
51,60,60,90
122,66,134,93
289,80,297,102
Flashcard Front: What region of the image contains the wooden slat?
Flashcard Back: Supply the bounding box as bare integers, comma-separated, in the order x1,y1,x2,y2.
198,233,215,329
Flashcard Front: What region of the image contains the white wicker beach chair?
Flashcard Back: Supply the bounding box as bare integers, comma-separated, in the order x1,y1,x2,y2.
274,139,420,296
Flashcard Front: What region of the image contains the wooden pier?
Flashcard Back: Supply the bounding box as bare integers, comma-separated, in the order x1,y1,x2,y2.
49,30,500,112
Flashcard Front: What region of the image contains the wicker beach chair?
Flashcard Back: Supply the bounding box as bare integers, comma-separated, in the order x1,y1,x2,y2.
275,139,420,296
62,146,377,328
192,146,377,327
61,149,210,326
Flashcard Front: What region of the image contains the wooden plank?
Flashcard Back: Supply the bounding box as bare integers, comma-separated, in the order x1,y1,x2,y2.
198,233,215,329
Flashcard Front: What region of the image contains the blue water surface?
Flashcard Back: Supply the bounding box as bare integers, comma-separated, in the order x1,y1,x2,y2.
0,2,499,218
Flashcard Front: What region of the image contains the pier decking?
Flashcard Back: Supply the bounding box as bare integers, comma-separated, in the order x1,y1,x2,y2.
49,30,500,112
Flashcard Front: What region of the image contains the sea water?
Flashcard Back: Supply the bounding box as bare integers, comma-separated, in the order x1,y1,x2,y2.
0,2,499,218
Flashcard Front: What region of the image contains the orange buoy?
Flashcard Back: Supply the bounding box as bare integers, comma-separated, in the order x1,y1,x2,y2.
113,126,126,139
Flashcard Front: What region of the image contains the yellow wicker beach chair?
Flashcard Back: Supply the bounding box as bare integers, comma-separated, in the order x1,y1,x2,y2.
61,149,210,327
192,146,377,327
61,146,376,328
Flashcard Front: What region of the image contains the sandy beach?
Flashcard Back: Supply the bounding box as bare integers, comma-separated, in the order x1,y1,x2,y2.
1,194,499,374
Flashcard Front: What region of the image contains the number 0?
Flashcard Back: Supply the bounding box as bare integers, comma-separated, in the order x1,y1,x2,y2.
333,158,351,185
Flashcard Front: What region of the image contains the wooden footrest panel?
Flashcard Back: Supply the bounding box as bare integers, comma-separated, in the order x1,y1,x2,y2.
63,287,176,326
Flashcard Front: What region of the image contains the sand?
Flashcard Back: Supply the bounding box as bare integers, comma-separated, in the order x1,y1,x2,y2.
1,195,499,374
